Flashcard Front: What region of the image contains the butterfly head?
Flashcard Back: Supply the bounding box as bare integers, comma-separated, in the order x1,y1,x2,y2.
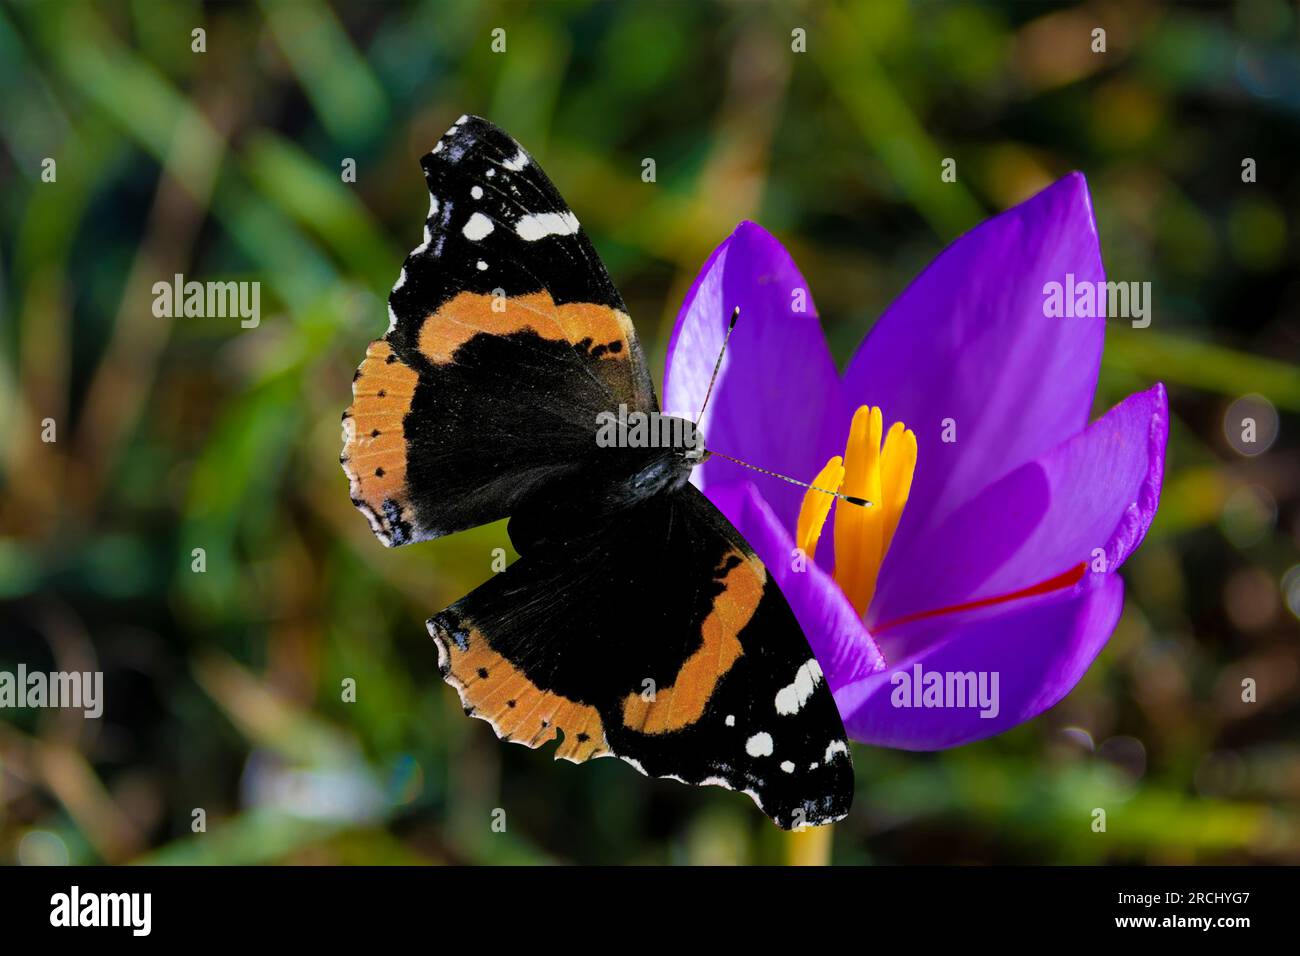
603,413,702,496
682,435,708,465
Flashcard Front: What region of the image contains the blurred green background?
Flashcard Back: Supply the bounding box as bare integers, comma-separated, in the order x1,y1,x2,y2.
1,0,1298,865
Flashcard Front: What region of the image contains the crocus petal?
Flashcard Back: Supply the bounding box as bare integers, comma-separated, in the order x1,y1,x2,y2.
842,173,1106,563
871,383,1168,627
705,480,885,689
663,222,847,532
835,574,1124,750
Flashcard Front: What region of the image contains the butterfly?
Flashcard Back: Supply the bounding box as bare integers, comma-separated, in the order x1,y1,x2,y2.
341,115,853,829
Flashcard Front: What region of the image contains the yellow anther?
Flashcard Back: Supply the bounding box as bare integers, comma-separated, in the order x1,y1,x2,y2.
795,456,845,560
794,406,917,619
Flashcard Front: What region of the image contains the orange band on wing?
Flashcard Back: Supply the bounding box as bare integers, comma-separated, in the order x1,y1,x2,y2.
418,289,634,365
620,552,764,735
341,339,420,545
431,618,610,764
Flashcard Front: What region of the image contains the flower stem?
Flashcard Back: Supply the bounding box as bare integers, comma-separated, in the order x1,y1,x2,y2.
785,823,834,866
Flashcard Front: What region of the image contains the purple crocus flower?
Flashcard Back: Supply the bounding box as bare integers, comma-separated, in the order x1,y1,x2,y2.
663,173,1167,750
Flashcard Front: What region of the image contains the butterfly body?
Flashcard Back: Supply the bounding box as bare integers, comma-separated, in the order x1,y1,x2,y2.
342,115,854,829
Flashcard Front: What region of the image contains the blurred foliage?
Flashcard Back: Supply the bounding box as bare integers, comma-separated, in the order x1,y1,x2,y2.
1,0,1298,865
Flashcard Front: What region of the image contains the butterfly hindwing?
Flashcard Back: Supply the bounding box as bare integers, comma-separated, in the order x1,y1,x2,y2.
428,484,854,830
342,115,656,546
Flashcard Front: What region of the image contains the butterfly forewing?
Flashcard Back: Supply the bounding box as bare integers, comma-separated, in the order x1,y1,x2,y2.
342,115,655,545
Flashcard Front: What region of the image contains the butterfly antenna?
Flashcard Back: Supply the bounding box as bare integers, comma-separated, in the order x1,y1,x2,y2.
696,306,741,422
706,450,872,508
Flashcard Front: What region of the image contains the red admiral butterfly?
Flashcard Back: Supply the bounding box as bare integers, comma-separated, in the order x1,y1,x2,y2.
341,115,853,828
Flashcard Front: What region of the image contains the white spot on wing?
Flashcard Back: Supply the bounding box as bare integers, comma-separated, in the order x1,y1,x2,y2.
781,761,795,773
621,756,646,775
745,732,773,757
476,260,488,271
824,740,849,762
775,658,823,716
502,148,528,171
434,630,449,671
463,212,494,241
724,714,735,727
471,185,483,199
412,225,433,256
515,210,580,242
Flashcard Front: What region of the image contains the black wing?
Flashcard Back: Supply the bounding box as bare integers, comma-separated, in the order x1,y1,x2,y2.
428,484,854,830
342,115,656,546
